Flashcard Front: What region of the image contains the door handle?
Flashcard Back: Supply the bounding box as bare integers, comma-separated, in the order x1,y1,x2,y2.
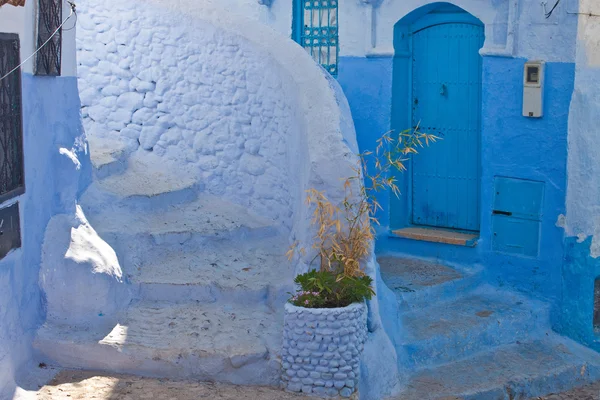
440,84,447,96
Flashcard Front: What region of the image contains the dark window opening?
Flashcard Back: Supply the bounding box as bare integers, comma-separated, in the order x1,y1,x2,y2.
0,33,25,203
0,202,21,259
0,34,24,259
36,0,62,76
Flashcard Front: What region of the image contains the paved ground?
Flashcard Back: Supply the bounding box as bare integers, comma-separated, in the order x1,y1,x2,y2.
15,368,600,399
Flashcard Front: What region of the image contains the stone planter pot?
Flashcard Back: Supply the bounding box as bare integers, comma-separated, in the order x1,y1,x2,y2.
281,302,368,398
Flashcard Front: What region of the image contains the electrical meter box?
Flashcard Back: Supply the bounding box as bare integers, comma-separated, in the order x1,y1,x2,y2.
523,61,545,118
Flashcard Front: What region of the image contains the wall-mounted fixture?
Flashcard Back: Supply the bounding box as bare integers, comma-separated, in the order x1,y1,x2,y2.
523,61,545,118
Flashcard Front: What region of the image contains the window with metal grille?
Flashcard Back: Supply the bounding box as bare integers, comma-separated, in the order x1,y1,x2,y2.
35,0,62,76
0,33,25,202
293,0,338,76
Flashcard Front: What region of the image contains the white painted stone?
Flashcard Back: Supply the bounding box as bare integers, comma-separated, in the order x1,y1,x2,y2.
34,301,283,385
565,0,600,254
116,92,144,112
40,206,130,328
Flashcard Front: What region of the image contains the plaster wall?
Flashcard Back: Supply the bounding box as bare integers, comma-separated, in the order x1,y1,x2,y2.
341,0,578,60
336,0,579,314
0,2,86,397
0,76,89,398
560,0,600,351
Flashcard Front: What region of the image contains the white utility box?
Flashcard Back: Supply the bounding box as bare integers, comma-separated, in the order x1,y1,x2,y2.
523,61,545,118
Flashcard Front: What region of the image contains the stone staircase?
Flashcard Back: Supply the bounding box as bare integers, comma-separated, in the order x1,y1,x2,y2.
380,256,600,399
33,147,293,386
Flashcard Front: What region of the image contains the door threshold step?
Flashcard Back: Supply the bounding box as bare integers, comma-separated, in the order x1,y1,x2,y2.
392,227,478,247
378,255,483,310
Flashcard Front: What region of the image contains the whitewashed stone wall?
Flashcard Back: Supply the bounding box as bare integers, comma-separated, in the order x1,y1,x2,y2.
77,0,300,226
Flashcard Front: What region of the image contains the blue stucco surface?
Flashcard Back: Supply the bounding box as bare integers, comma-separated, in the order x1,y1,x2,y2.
338,56,393,226
480,58,574,314
560,236,600,352
0,74,89,399
339,56,574,326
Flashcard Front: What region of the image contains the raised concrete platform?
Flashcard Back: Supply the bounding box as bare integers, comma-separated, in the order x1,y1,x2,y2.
378,253,600,399
379,255,483,310
128,236,293,305
379,256,463,292
401,286,550,368
88,135,130,178
34,301,282,386
95,151,198,198
396,337,600,399
85,194,277,240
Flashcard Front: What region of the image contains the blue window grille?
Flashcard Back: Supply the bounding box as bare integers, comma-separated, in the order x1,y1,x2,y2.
293,0,338,76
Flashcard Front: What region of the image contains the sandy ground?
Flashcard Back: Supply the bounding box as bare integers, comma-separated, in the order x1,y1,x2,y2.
12,368,600,400
19,369,308,400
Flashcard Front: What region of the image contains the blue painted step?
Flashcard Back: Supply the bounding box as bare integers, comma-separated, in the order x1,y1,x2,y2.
396,335,600,399
378,255,483,311
399,285,550,369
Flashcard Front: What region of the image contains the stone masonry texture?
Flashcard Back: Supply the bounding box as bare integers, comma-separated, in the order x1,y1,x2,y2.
281,302,368,398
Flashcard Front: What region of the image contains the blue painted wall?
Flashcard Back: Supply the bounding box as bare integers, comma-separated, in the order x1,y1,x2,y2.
337,56,393,226
0,74,90,399
339,55,574,324
560,236,600,352
480,59,573,316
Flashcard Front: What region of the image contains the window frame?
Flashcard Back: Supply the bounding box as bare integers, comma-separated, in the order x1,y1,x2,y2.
292,0,339,77
35,0,63,76
0,32,26,204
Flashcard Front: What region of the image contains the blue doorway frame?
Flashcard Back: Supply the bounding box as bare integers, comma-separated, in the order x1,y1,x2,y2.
390,4,484,233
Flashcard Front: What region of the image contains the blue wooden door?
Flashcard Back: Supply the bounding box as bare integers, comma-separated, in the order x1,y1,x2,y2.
411,19,484,231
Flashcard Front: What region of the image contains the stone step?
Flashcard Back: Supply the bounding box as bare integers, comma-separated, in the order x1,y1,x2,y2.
126,236,294,306
89,148,199,198
81,179,200,215
82,193,279,248
378,255,483,311
88,135,131,179
33,301,283,386
400,286,550,369
396,336,600,399
81,150,202,213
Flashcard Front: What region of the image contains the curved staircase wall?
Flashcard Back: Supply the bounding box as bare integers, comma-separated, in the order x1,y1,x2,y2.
77,0,360,232
31,0,406,396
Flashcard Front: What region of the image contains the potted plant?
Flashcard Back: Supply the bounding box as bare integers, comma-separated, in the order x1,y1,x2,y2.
281,128,436,398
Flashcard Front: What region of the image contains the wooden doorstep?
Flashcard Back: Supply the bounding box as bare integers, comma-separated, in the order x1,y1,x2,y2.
392,227,478,247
